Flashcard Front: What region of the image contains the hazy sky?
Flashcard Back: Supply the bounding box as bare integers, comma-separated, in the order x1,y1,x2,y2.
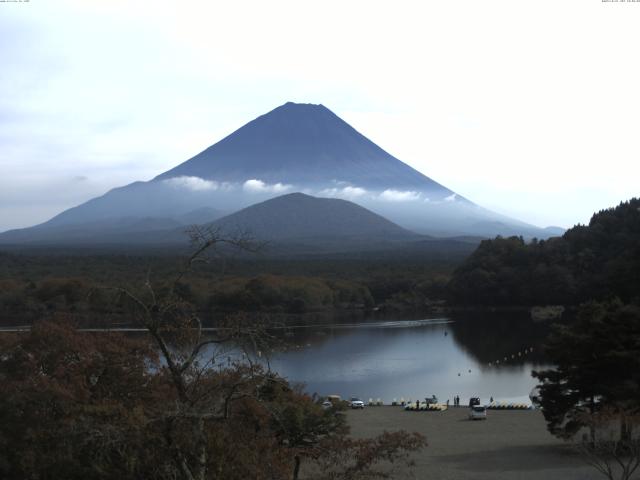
1,0,639,232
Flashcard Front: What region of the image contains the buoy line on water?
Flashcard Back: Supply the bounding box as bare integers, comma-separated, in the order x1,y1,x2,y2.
488,346,535,367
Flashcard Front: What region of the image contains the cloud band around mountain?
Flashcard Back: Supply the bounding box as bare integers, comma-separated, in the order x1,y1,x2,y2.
163,176,221,191
379,189,422,202
163,175,445,205
243,179,292,194
320,186,367,199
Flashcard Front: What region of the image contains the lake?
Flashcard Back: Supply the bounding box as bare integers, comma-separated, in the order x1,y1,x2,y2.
0,310,552,407
264,311,553,406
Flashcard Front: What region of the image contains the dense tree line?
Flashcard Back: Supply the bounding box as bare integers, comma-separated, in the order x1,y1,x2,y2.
0,253,456,326
0,275,374,326
205,275,374,313
448,198,640,306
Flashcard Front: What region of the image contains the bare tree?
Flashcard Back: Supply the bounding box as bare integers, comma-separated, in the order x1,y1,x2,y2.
577,408,640,480
109,226,273,480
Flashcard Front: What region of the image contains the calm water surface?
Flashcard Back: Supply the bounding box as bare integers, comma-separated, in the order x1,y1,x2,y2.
266,312,552,405
3,311,551,406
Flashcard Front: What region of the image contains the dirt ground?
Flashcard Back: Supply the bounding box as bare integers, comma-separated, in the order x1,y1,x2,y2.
344,406,603,480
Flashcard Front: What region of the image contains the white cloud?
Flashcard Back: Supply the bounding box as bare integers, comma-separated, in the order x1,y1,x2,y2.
342,186,367,197
444,193,457,202
242,179,292,194
320,185,368,199
164,176,220,191
379,189,421,202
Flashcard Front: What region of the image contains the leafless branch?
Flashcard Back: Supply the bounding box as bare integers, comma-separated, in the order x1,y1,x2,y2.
576,408,640,480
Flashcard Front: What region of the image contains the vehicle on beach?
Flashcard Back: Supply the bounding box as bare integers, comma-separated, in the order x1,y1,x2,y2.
322,395,342,409
469,405,487,420
468,397,481,407
349,397,365,409
425,395,438,405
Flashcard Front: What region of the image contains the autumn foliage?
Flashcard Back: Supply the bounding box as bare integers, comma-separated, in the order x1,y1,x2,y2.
0,319,425,479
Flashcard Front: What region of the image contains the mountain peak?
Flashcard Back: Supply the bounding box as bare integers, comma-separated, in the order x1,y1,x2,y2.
269,191,311,200
281,101,326,109
154,102,454,195
258,101,334,123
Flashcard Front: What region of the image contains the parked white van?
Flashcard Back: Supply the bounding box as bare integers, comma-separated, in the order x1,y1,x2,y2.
469,405,487,420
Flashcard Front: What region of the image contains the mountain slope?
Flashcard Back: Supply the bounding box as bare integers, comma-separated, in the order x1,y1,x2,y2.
0,209,225,245
0,193,422,251
156,102,457,196
210,192,416,241
0,102,558,243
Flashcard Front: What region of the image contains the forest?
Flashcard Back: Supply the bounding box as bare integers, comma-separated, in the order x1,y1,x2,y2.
1,198,639,327
0,249,456,327
447,198,640,307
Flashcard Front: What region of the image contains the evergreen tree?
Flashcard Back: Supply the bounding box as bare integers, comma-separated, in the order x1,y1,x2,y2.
533,301,640,439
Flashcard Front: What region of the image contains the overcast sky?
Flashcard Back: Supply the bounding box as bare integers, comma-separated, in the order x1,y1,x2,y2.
1,0,639,232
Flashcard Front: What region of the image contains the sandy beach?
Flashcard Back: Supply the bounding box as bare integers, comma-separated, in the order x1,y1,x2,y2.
344,406,602,480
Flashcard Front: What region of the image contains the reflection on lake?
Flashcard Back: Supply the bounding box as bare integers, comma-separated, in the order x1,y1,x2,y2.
266,311,552,405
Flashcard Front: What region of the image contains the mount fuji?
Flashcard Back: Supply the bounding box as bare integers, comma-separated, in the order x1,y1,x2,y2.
0,102,557,246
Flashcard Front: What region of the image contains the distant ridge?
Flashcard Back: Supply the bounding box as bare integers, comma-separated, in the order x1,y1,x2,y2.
0,193,421,250
210,192,417,241
0,209,225,245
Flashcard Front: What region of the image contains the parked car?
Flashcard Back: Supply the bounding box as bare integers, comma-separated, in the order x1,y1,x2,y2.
349,397,365,409
469,405,487,420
